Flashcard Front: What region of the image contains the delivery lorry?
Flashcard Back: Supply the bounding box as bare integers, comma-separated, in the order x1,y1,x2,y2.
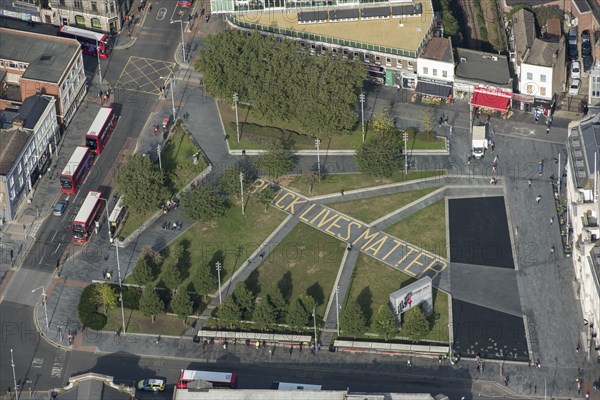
472,125,488,159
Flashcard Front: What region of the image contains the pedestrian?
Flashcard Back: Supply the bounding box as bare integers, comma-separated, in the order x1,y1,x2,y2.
102,269,107,279
528,179,532,188
536,359,541,368
407,359,412,367
153,125,158,135
467,155,471,165
98,90,103,98
491,142,495,152
536,195,542,204
223,341,227,350
242,149,246,156
492,164,497,173
106,271,112,280
493,155,498,163
256,341,260,350
490,178,495,185
515,226,518,235
550,246,555,254
347,243,352,251
340,189,345,196
546,127,550,134
550,217,554,225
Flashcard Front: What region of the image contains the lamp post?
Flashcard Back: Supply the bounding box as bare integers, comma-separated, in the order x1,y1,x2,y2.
160,76,176,121
335,285,340,336
96,40,103,85
359,93,365,143
403,131,408,175
10,349,19,400
98,198,113,242
32,286,48,331
170,19,186,62
315,139,321,182
157,144,162,172
239,172,245,216
114,238,126,334
216,262,222,304
312,306,318,345
233,92,240,143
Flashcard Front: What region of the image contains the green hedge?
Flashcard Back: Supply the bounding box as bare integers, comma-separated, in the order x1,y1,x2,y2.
77,284,108,331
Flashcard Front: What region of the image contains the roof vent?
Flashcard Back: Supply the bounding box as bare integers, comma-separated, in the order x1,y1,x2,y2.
460,57,467,62
40,55,53,62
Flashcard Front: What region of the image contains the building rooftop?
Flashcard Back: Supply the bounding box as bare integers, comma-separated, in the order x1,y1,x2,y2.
524,38,560,66
574,0,592,13
504,0,554,4
512,8,536,60
14,94,53,130
420,37,452,62
0,127,32,175
544,18,561,41
0,27,80,83
174,389,438,400
56,373,134,400
568,112,600,189
455,48,511,86
232,1,434,57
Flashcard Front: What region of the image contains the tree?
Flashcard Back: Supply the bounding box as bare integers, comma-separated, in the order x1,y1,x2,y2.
115,154,169,215
267,286,287,321
420,109,436,134
356,131,402,178
402,306,430,342
374,304,398,340
220,163,255,199
140,246,163,268
340,300,367,338
253,298,276,329
171,244,184,266
130,258,154,285
233,282,254,320
161,262,182,290
139,285,165,323
256,185,278,212
301,169,318,195
181,181,229,222
94,283,118,314
371,111,396,135
299,293,316,316
286,298,309,328
192,262,217,300
257,140,294,181
216,297,241,329
171,287,194,325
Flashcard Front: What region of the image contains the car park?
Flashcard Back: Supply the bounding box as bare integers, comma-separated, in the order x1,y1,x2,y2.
571,61,581,78
138,379,165,392
584,55,593,72
569,79,581,96
53,200,68,216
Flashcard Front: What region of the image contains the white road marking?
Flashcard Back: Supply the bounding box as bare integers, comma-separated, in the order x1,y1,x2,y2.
157,7,167,20
31,358,44,368
52,243,62,255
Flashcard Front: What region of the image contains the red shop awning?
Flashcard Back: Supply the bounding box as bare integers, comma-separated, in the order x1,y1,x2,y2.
470,91,511,112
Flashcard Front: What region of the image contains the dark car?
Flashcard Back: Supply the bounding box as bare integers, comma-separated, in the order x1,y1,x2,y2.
53,200,68,216
569,43,579,60
582,30,592,56
584,54,594,72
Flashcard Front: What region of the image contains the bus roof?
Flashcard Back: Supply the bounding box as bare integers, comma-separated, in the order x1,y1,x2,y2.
61,146,89,177
180,370,233,383
74,191,102,224
272,382,322,390
108,197,124,224
87,107,113,138
59,25,108,42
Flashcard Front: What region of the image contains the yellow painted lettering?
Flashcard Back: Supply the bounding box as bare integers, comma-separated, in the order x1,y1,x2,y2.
315,210,340,229
382,239,405,261
299,203,317,223
353,228,380,249
274,191,296,210
364,235,388,257
339,221,362,242
284,196,308,215
404,252,427,275
394,246,418,267
325,215,350,237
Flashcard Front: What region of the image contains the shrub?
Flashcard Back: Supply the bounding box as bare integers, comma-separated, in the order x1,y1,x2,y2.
77,284,108,330
122,287,142,309
84,312,108,330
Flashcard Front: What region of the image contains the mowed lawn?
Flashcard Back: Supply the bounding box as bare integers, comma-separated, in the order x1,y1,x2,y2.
384,198,447,258
105,308,189,336
328,186,441,224
280,170,445,197
245,223,346,319
345,253,449,342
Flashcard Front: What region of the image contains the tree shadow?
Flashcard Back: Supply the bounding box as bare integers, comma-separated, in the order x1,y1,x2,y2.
356,286,373,326
277,271,293,302
245,268,261,297
305,282,325,306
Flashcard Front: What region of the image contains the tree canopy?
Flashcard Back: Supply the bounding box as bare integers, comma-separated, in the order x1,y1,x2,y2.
171,287,194,324
196,30,366,138
139,285,165,323
180,181,230,222
257,140,294,180
374,304,398,340
402,306,430,342
116,154,169,214
356,131,403,178
340,300,367,337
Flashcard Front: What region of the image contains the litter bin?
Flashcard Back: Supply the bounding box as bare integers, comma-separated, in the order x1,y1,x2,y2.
193,335,201,344
329,344,336,353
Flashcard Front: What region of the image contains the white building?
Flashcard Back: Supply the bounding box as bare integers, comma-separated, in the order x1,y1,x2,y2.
415,37,454,100
566,113,600,356
39,0,130,33
0,128,35,222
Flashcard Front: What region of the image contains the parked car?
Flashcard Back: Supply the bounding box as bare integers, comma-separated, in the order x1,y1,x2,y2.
569,43,579,60
138,379,165,392
568,27,578,44
571,61,581,78
569,79,582,96
53,200,68,216
584,55,594,72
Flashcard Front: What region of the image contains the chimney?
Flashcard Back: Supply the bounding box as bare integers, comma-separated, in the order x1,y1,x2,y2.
12,118,24,127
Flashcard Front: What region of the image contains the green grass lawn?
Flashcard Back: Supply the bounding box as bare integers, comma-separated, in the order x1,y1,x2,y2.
118,208,154,241
105,308,189,336
280,170,445,197
328,186,441,224
244,223,346,320
219,102,445,151
345,253,449,342
151,197,288,289
384,198,447,258
162,125,208,193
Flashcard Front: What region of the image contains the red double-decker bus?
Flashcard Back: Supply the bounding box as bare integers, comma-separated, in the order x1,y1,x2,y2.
60,146,93,195
176,369,237,389
85,107,117,155
72,191,104,243
57,25,112,58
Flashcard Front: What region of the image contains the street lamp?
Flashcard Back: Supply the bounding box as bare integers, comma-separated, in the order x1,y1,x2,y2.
32,286,48,332
96,40,103,85
335,285,340,336
403,131,408,175
171,19,186,63
98,198,113,242
233,92,240,143
157,144,163,172
312,306,318,345
114,238,126,334
10,349,19,400
216,262,222,304
160,75,176,121
239,172,245,216
315,139,321,182
359,93,365,143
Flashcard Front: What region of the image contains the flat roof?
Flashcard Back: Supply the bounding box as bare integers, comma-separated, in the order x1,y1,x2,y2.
234,1,433,56
455,48,511,86
0,27,80,83
0,128,32,175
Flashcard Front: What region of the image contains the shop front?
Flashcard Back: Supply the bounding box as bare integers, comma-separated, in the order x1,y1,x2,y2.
400,71,417,90
470,86,512,118
414,77,453,105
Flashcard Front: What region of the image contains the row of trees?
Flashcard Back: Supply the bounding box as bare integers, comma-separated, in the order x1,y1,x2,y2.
196,30,366,138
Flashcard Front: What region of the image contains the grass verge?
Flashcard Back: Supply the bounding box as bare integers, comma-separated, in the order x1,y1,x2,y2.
384,198,447,258
345,253,449,342
105,308,189,336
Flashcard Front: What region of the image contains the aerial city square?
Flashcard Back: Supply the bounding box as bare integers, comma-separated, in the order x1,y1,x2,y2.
0,0,599,397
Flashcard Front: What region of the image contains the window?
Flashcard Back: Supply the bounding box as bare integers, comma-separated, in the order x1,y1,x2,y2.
74,0,82,9
526,72,533,80
540,74,546,83
386,57,391,66
353,51,359,60
364,54,372,63
9,176,14,187
75,15,85,26
433,69,438,76
540,87,546,96
407,61,414,70
109,2,115,13
59,0,65,6
8,61,17,69
375,56,381,64
397,58,403,68
17,163,22,175
442,70,447,78
526,84,534,94
423,67,428,74
9,188,15,200
18,176,23,188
